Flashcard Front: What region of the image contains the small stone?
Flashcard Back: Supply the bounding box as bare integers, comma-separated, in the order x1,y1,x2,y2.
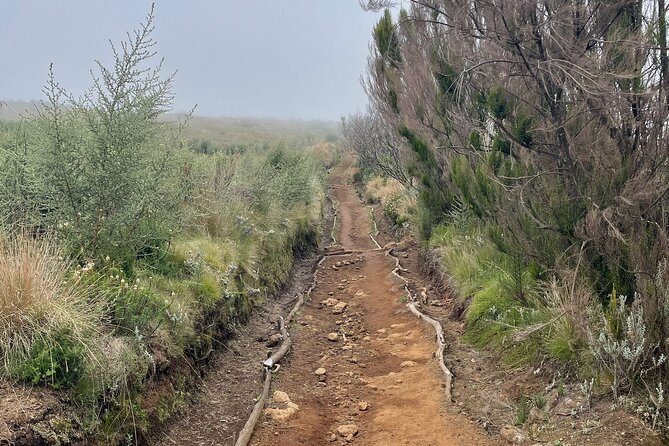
333,302,347,314
345,434,355,442
315,367,327,376
400,360,417,368
321,298,339,307
355,290,364,296
330,433,337,442
348,356,358,364
273,390,290,404
328,291,334,296
528,407,547,424
266,334,283,347
337,424,359,438
357,401,369,411
499,425,530,444
328,332,339,342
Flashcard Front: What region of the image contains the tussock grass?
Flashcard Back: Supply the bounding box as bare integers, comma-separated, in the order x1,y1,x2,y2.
0,236,100,374
366,176,404,204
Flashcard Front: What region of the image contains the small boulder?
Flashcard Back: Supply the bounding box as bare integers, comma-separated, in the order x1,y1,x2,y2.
499,425,530,444
272,390,291,404
327,332,339,342
357,401,369,411
400,360,417,368
314,367,327,376
337,424,359,438
333,302,347,314
266,334,283,347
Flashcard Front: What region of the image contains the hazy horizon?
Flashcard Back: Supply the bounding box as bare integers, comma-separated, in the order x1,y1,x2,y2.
0,1,381,121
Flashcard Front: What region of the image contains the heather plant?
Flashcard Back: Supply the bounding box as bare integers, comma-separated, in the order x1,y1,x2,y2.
8,5,187,268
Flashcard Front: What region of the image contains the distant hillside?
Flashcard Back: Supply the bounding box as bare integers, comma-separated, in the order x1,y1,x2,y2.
175,115,339,150
1,102,339,149
0,100,40,121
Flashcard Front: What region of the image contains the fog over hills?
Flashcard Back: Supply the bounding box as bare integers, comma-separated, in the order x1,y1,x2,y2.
0,1,380,121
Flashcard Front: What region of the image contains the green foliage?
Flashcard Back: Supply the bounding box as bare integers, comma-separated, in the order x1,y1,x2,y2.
373,9,402,68
512,113,533,146
4,8,186,266
398,125,453,237
491,133,511,154
487,86,510,120
468,131,482,150
16,329,84,389
514,397,531,425
97,271,167,336
433,56,458,99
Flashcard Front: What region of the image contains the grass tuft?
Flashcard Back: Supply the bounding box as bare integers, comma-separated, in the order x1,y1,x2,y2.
0,235,100,382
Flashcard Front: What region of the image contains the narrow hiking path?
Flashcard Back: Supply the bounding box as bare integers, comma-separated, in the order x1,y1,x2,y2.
249,159,498,445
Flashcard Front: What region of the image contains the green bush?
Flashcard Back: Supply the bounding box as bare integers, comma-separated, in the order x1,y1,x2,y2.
16,329,85,389
2,8,187,267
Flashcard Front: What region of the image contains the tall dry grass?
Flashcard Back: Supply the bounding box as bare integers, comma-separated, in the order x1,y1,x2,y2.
0,236,100,372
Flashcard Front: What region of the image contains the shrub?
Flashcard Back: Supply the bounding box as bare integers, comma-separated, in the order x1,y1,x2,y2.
16,328,85,389
13,6,187,267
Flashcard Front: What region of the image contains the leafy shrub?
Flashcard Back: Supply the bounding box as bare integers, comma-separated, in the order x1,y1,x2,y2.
6,7,187,267
16,328,84,389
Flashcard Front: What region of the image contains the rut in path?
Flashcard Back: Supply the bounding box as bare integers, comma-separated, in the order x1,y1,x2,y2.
250,160,499,445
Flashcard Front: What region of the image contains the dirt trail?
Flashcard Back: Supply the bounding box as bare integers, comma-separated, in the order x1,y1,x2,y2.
250,159,498,445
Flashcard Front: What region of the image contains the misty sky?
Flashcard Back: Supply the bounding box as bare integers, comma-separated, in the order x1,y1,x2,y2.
0,1,382,121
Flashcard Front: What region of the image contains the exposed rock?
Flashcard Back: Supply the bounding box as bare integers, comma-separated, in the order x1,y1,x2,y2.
272,391,290,404
333,302,347,314
327,332,339,342
321,298,339,307
314,367,327,376
553,394,585,415
265,391,299,422
528,407,548,424
500,425,530,444
546,389,559,410
266,334,282,347
400,360,417,368
337,424,359,438
357,401,369,411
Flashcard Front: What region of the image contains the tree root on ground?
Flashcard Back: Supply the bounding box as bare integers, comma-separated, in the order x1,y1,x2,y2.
387,248,454,402
235,247,326,445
